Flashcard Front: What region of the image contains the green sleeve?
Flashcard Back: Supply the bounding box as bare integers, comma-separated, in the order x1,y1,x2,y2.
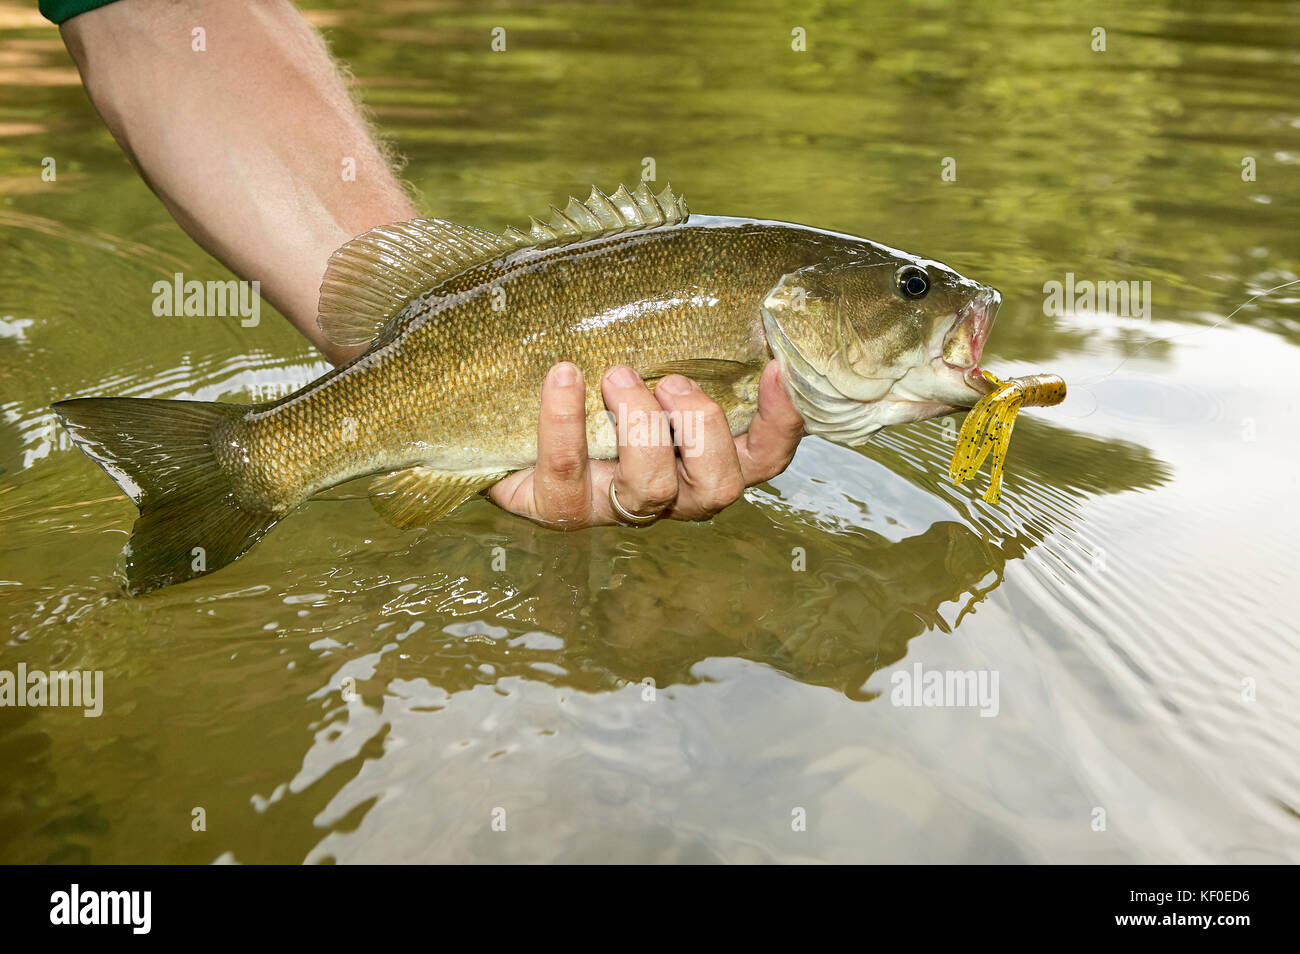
39,0,123,24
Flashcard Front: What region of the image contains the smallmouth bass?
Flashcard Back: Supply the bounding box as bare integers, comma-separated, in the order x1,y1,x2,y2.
55,183,1024,594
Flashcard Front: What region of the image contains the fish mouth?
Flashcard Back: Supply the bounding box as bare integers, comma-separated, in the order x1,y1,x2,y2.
941,287,1001,394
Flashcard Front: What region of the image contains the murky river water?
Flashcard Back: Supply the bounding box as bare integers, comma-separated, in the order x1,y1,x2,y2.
1,0,1297,863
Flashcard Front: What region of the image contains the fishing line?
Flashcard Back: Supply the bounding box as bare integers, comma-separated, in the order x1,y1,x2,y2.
1069,277,1300,391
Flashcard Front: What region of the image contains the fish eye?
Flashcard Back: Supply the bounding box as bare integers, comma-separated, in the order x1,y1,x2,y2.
896,266,930,300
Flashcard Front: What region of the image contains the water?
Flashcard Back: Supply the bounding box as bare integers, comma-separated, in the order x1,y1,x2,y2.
2,0,1298,863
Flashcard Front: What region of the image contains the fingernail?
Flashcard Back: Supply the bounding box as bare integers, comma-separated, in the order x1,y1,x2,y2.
607,366,639,388
658,375,692,395
551,362,579,387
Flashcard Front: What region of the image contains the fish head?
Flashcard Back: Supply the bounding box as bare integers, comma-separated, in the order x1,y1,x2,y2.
760,245,1000,444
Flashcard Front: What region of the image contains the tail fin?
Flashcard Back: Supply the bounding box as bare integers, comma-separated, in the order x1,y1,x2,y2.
52,397,281,595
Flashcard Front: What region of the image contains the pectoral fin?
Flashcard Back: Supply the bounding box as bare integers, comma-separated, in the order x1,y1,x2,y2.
369,467,506,528
640,359,764,414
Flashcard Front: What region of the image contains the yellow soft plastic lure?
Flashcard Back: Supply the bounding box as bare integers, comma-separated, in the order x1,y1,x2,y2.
949,371,1067,504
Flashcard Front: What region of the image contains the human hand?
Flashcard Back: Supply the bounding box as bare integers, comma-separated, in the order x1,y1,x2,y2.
487,360,804,527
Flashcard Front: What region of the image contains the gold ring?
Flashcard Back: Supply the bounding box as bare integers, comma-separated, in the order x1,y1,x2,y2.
608,479,660,526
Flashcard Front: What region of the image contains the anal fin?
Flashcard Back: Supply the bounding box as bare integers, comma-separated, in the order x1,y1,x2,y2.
369,467,506,529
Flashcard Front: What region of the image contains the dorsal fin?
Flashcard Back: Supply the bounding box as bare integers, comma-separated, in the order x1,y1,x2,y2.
502,182,689,248
316,218,515,346
316,183,689,347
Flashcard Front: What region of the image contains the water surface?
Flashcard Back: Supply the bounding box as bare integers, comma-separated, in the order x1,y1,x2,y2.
1,0,1298,862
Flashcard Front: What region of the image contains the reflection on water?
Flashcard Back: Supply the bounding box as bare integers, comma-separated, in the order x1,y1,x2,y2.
1,0,1298,862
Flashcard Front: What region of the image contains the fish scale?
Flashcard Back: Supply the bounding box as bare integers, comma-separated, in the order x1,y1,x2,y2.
233,221,827,509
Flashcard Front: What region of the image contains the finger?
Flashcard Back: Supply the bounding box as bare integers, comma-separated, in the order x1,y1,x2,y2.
532,362,593,525
653,375,744,520
486,466,533,514
735,360,804,485
601,365,678,517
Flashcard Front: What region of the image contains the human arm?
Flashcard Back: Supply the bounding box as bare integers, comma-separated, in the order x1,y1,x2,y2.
60,0,804,523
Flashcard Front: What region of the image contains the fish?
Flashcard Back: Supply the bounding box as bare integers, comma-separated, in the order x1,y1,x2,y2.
54,183,1005,594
